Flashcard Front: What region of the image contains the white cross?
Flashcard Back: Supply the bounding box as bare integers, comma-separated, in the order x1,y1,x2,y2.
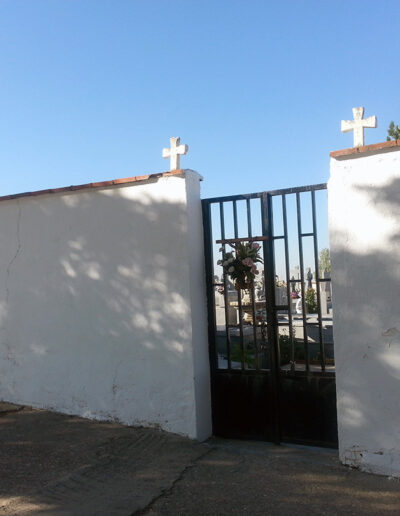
162,137,188,171
341,107,377,147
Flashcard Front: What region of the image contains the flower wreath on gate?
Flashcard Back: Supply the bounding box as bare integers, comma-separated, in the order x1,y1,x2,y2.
218,241,263,290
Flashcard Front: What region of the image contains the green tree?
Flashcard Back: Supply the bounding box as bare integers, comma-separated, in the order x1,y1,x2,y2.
387,121,400,141
319,248,331,274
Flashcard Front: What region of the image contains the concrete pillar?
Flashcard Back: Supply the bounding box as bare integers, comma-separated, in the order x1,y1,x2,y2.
329,140,400,476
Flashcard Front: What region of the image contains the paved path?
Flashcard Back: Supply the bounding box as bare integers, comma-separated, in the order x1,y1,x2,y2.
1,403,399,515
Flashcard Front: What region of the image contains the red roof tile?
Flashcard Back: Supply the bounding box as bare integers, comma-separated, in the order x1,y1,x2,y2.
330,140,400,159
0,170,184,202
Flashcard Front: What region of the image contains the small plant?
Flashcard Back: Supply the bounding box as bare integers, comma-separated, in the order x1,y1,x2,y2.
278,328,303,365
218,242,263,290
230,342,256,368
305,288,317,313
387,121,400,141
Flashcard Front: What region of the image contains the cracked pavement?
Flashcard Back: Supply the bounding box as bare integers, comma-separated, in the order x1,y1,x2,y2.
1,403,399,515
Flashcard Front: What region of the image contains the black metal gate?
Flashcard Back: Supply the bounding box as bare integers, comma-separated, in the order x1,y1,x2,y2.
202,184,338,448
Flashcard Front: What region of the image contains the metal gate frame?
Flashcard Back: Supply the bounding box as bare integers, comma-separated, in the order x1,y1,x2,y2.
202,184,338,448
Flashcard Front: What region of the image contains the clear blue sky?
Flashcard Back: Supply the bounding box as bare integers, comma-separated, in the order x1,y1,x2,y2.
1,0,399,199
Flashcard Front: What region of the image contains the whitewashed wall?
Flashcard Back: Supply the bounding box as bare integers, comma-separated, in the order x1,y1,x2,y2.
329,145,400,477
0,169,212,440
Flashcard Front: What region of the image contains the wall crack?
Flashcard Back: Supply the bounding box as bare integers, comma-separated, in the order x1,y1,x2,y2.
5,201,22,305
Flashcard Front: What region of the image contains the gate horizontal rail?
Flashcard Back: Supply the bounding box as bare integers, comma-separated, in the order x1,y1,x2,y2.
203,183,327,204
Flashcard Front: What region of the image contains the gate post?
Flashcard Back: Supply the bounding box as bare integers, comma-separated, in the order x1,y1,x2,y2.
261,192,281,444
329,141,400,477
183,170,213,441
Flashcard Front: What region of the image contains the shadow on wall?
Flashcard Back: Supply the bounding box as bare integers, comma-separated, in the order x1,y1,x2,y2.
0,177,202,433
330,175,400,456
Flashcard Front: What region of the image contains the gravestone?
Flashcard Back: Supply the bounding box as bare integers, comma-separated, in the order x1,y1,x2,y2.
306,268,313,289
319,272,332,315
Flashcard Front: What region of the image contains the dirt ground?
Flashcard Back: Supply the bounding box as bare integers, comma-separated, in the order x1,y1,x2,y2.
1,403,399,515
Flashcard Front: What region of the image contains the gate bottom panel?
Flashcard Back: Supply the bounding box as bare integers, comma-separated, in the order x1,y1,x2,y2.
279,374,338,448
211,371,276,441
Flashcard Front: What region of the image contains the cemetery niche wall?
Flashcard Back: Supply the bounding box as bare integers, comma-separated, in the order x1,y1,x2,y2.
0,169,211,441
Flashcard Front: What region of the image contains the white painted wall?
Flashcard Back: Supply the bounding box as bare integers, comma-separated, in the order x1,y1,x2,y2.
329,147,400,476
0,170,212,440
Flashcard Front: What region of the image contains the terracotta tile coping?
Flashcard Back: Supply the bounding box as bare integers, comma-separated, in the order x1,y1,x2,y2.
330,140,400,159
0,169,184,203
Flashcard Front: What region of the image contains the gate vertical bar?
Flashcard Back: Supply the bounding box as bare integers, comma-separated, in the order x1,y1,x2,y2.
202,200,218,373
282,194,295,371
219,202,232,369
296,192,310,372
233,200,245,370
202,199,219,433
261,192,281,444
311,190,326,371
247,198,259,370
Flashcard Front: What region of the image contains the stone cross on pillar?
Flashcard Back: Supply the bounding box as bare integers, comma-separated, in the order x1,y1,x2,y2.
162,137,188,171
341,107,377,147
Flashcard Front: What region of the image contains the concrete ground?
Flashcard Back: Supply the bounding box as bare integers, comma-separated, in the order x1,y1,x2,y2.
0,403,399,515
